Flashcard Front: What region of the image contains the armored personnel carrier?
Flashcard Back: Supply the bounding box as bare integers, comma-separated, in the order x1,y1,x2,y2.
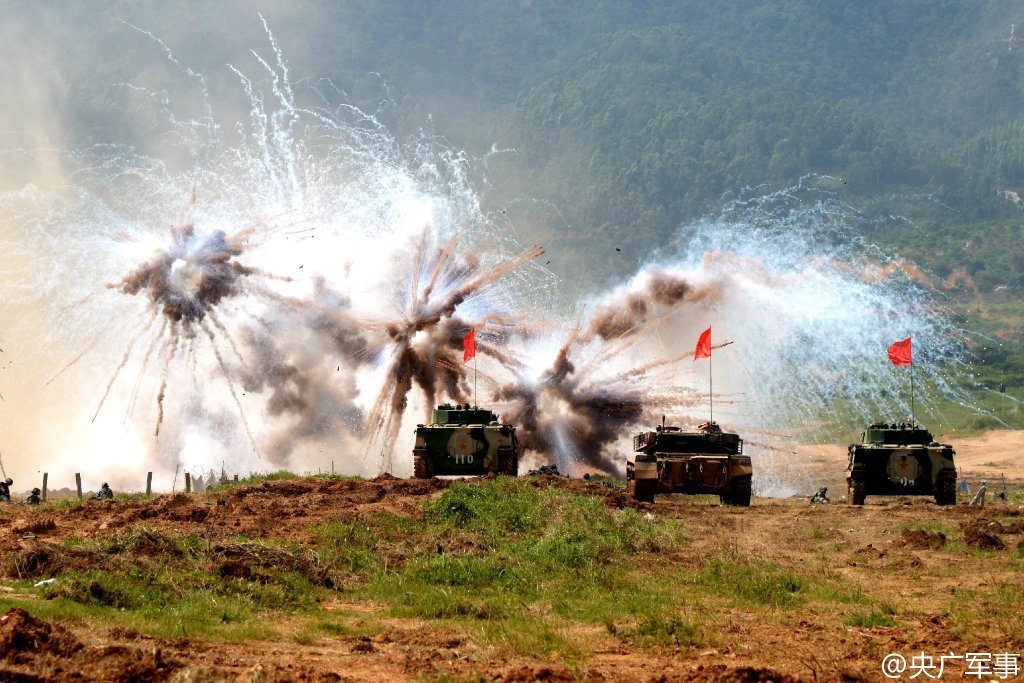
412,403,520,478
847,422,956,505
626,421,752,505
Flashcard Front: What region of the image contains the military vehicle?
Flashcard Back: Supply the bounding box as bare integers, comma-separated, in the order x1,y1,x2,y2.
847,422,956,505
626,421,752,505
412,403,520,478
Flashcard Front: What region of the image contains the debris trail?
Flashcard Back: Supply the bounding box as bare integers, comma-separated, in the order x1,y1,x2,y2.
91,313,159,423
46,331,105,387
127,317,169,420
154,322,181,437
200,320,261,459
208,310,248,371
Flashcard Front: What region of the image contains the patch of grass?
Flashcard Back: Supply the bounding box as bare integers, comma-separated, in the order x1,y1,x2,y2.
844,605,898,629
112,492,151,502
897,521,951,534
948,582,1024,642
699,555,805,609
314,519,381,574
332,479,687,656
809,572,873,605
315,618,381,638
425,477,546,545
290,630,318,645
472,617,577,658
209,470,297,491
309,473,364,482
619,613,699,647
38,499,85,511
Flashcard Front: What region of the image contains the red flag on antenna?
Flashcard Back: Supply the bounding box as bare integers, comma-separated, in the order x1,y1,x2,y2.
694,327,712,360
463,329,476,362
888,337,912,366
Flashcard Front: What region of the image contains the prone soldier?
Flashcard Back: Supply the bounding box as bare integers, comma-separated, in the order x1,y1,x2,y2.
92,483,114,501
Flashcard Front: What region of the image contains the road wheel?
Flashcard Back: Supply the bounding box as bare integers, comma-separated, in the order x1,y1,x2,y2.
413,451,431,479
501,452,519,477
848,478,866,505
935,475,956,505
722,478,751,507
633,478,655,503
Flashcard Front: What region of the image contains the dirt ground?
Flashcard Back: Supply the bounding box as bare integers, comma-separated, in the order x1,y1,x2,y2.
0,431,1021,682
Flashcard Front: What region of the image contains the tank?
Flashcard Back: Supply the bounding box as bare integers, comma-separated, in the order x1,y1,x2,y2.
412,403,520,478
626,421,753,505
846,422,956,505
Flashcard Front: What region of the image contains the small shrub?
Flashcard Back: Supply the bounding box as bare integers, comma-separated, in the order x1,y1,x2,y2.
622,614,699,647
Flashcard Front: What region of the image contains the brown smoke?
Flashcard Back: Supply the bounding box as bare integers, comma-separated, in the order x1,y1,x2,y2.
363,239,542,469
114,224,250,325
240,336,365,465
493,338,646,474
584,268,718,342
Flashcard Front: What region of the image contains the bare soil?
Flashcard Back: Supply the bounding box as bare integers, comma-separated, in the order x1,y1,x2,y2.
0,431,1021,681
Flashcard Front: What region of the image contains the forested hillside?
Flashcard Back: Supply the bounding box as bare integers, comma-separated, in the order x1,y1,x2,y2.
7,0,1024,388
296,1,1024,278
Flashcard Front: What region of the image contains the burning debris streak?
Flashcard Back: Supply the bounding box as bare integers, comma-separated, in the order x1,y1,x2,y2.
154,322,180,437
91,313,159,423
200,320,260,458
126,317,169,420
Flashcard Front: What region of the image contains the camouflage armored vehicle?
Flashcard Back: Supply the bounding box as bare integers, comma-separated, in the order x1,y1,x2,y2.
847,422,956,505
626,421,752,505
412,403,520,478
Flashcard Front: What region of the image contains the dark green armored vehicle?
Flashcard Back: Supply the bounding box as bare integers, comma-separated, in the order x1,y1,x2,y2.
847,422,956,505
412,403,520,478
626,421,753,505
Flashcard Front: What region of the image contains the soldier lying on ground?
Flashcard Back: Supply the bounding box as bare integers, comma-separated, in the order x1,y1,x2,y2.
90,483,114,501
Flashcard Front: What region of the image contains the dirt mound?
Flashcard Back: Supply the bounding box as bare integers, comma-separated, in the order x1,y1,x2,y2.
83,645,175,682
526,475,639,509
0,609,180,680
1008,521,1024,534
0,608,82,662
10,517,57,536
897,530,946,550
849,544,887,565
962,520,1005,550
677,665,803,682
492,665,574,682
257,480,313,496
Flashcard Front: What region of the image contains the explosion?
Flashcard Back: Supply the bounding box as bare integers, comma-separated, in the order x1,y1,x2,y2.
115,224,252,325
363,237,543,469
0,19,987,493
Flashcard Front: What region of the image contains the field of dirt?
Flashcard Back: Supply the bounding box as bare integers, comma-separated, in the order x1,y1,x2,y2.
0,431,1020,681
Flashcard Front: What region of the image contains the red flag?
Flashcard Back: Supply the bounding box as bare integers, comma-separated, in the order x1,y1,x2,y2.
694,327,711,360
888,337,912,366
463,329,476,362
